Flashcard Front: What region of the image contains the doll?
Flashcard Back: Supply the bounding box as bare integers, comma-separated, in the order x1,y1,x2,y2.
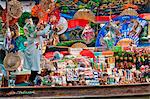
81,24,95,44
119,77,126,84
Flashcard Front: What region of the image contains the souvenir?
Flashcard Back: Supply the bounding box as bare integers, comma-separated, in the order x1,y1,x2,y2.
73,9,96,23
52,51,64,60
4,53,21,70
81,24,95,44
0,73,3,87
8,0,23,19
120,8,138,16
40,0,51,12
71,43,87,48
31,4,49,22
108,76,116,85
55,17,68,35
80,49,95,58
123,4,138,10
62,75,67,86
66,68,74,81
1,10,18,26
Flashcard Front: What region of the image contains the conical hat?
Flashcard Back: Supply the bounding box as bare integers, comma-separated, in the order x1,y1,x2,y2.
8,0,23,19
71,42,87,48
123,4,138,10
74,9,96,23
4,53,21,71
120,8,138,16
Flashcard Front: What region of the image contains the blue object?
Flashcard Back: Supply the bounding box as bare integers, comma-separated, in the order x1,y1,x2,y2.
0,64,7,78
34,0,40,5
60,13,73,19
10,39,19,53
95,15,148,48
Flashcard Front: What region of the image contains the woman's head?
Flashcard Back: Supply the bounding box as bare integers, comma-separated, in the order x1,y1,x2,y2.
31,16,39,25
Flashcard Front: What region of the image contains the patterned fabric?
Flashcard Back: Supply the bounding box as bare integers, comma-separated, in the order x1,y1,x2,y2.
15,36,27,51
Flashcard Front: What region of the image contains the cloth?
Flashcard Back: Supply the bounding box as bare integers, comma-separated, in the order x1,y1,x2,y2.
0,64,7,78
10,38,19,53
15,36,27,51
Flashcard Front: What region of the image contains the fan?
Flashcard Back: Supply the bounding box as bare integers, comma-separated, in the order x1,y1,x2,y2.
74,9,96,23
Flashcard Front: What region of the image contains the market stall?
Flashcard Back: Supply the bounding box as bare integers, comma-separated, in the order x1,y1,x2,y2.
0,0,149,97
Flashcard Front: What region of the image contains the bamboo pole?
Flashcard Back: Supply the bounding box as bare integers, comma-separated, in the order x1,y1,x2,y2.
5,0,9,87
5,2,8,39
148,22,150,38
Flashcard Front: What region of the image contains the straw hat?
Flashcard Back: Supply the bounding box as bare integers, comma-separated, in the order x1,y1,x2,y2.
8,0,23,19
4,53,21,71
120,8,138,16
74,9,96,23
71,42,87,48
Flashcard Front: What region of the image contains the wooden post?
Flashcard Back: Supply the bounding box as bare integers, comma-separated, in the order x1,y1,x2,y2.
148,22,150,38
6,0,9,29
5,0,9,87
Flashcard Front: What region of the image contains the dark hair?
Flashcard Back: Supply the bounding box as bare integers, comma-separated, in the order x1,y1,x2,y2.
31,16,39,25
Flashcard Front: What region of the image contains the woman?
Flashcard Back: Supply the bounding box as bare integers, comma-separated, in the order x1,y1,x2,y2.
22,17,50,85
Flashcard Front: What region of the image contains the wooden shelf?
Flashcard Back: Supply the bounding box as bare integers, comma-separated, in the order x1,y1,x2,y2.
0,83,150,97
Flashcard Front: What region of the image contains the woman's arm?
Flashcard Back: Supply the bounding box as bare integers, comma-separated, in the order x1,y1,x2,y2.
37,24,51,36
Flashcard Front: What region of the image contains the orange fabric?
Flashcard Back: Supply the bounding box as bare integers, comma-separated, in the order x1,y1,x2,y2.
31,4,49,22
123,4,138,10
102,51,114,56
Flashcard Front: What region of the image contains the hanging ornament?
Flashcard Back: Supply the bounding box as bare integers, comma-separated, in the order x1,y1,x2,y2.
74,9,96,23
115,55,119,60
8,0,23,19
49,9,60,25
2,10,18,26
1,0,23,26
81,24,95,44
31,4,49,23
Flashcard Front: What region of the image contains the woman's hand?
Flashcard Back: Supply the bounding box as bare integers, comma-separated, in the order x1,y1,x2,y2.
24,42,28,47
